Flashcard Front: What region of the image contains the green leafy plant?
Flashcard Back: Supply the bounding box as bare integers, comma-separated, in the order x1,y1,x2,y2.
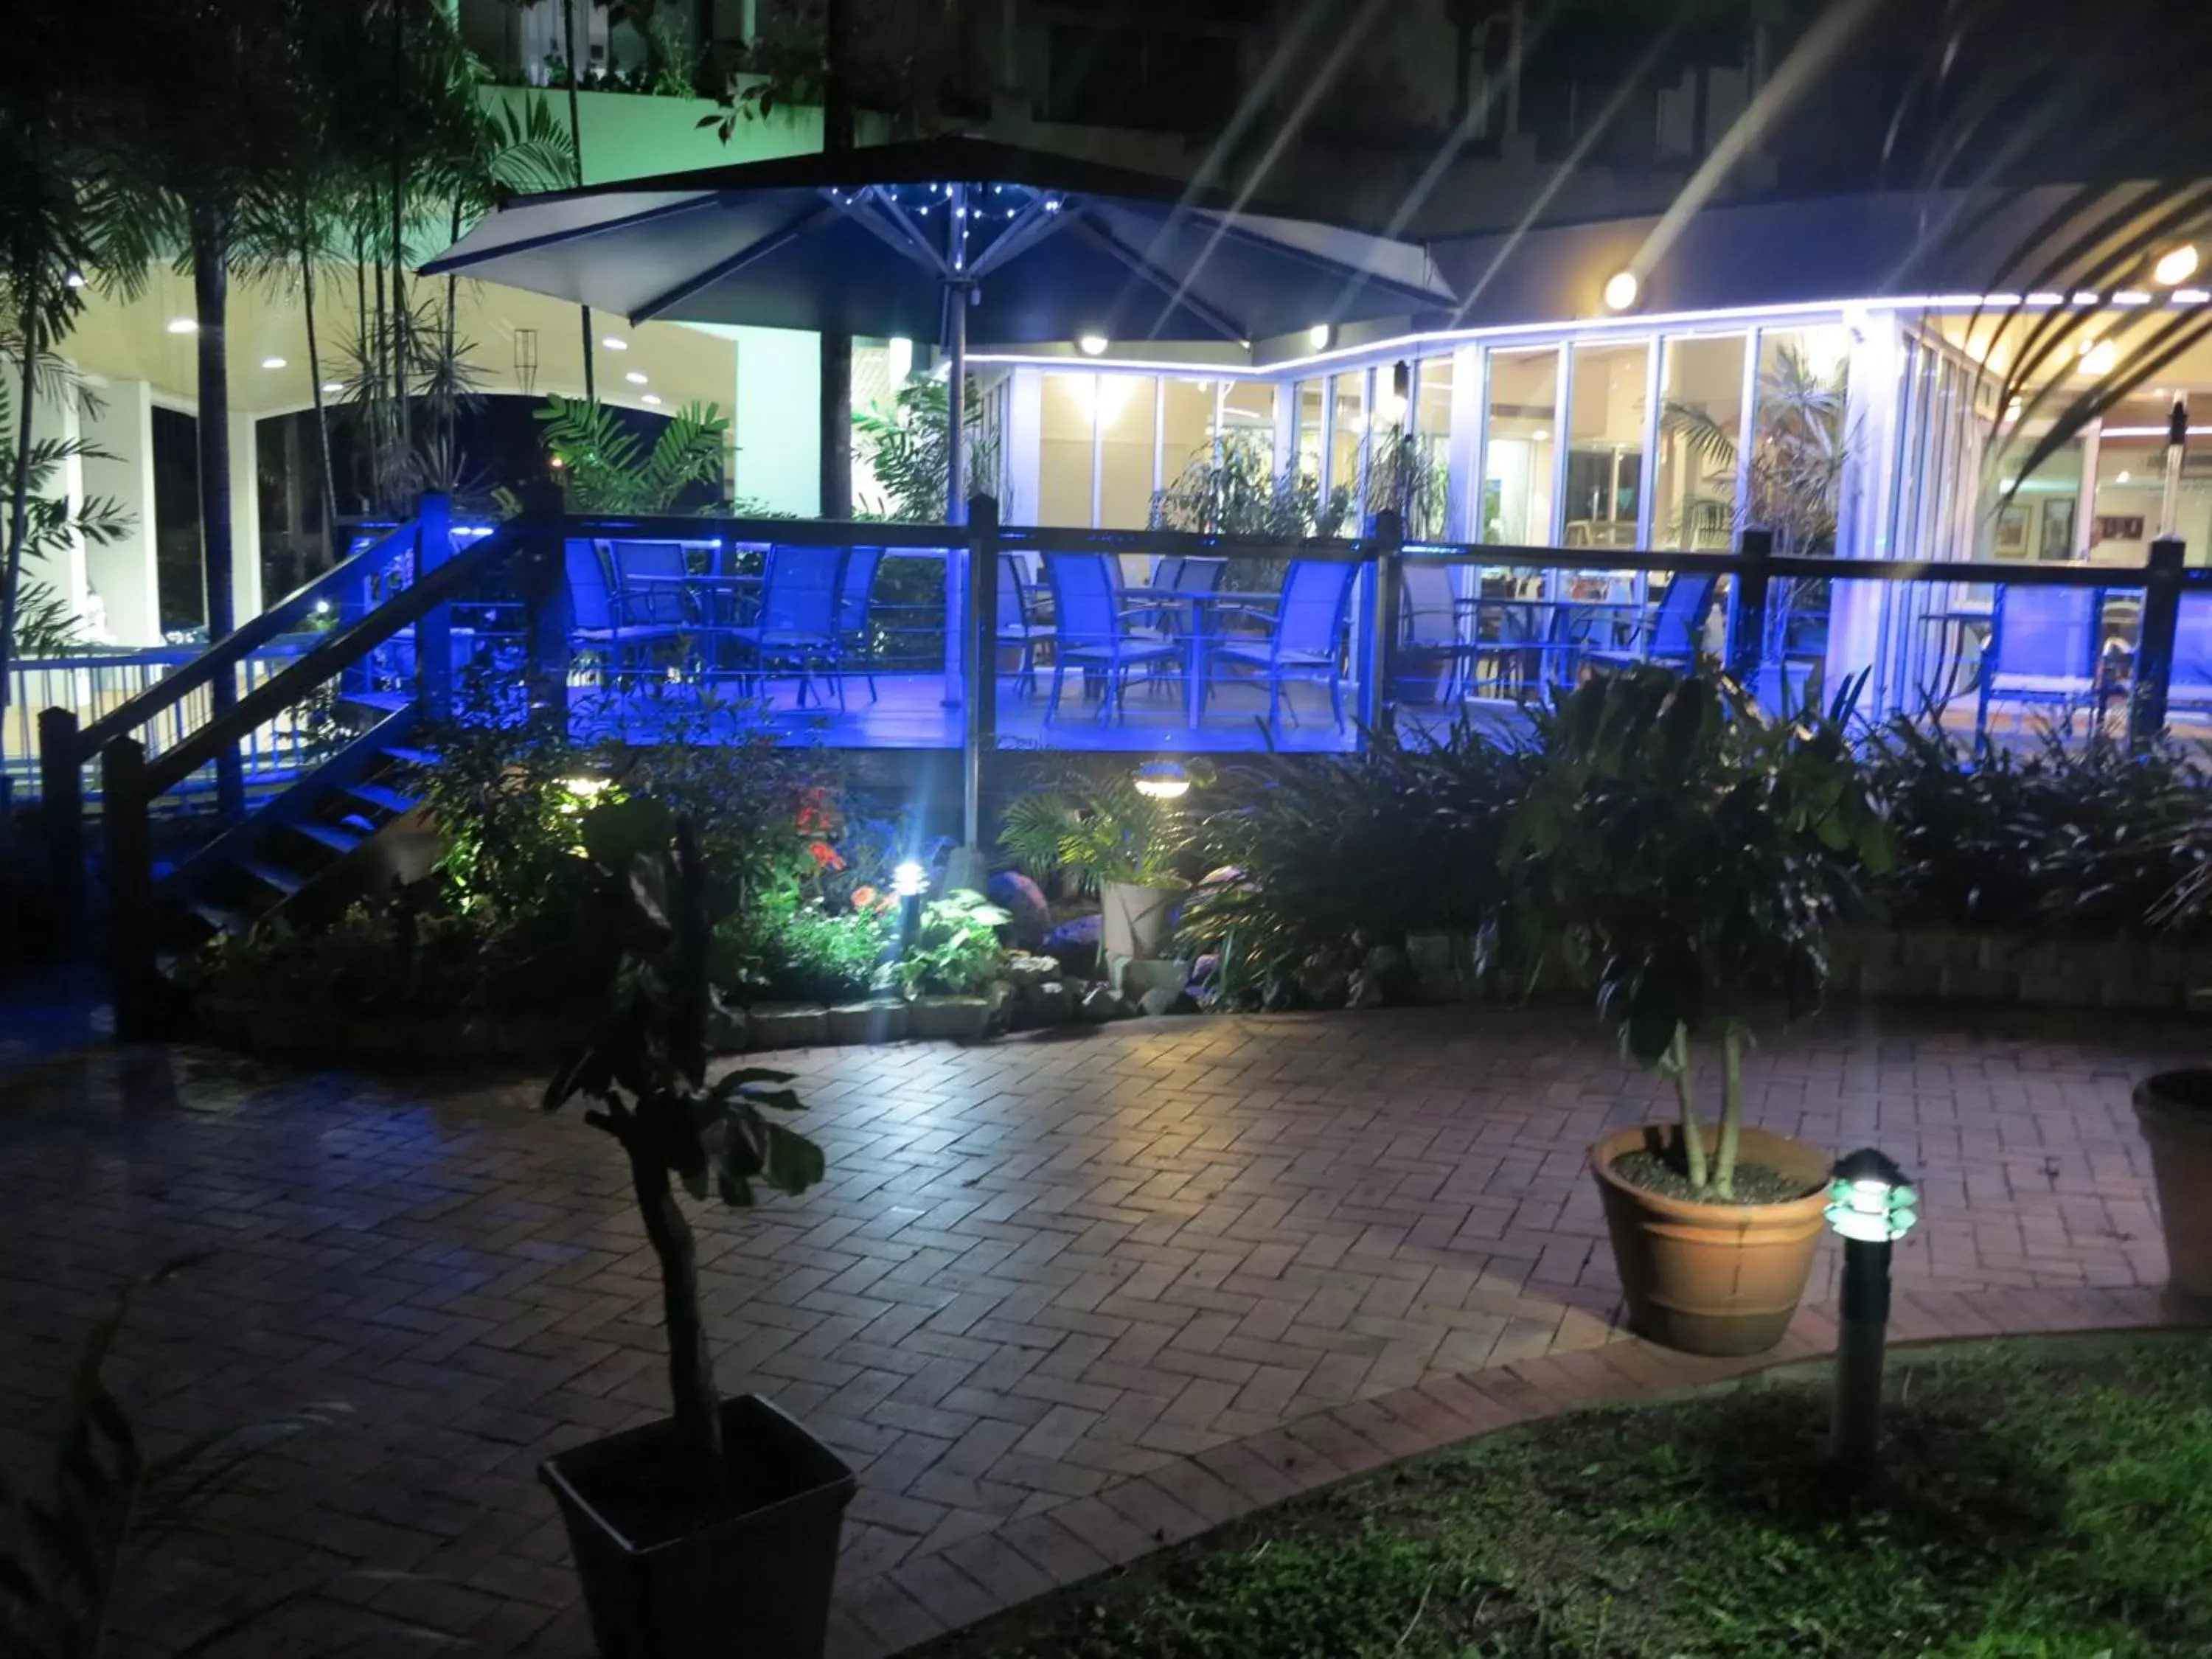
1150,432,1353,540
0,1263,347,1659
509,392,731,515
715,889,891,1004
852,374,1001,523
546,796,824,1500
999,763,1198,897
1,366,133,658
1178,724,1539,1009
1502,667,1891,1198
893,890,1009,998
1365,425,1449,541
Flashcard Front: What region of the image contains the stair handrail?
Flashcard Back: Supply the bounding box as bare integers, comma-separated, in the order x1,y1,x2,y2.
137,515,526,799
71,515,426,758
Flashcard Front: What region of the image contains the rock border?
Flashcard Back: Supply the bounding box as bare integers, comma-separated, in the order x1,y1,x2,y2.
827,1284,2211,1658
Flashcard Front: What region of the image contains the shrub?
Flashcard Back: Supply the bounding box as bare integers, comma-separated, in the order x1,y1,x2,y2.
1176,721,1539,1008
712,888,892,1004
893,891,1009,998
999,760,1197,897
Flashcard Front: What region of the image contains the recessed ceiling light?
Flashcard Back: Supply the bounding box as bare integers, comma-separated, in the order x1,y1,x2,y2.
2118,469,2132,483
602,336,628,350
320,382,342,394
640,393,661,406
64,270,86,289
261,356,286,369
1531,428,1551,443
625,371,647,385
166,318,196,335
2153,244,2199,286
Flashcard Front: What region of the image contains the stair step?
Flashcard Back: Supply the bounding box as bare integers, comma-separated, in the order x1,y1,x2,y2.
344,779,419,816
237,858,307,896
379,745,439,769
189,900,251,935
292,821,364,855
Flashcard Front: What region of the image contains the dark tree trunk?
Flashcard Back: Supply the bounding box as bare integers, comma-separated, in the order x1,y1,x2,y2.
818,0,855,519
301,238,338,548
191,196,245,818
563,0,597,405
622,1118,729,1503
0,305,41,709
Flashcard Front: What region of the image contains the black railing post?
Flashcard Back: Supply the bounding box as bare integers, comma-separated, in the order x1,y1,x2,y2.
2131,535,2186,751
519,484,571,730
102,734,161,1042
38,708,85,945
1728,526,1775,684
1359,509,1405,745
413,493,453,720
962,494,1000,857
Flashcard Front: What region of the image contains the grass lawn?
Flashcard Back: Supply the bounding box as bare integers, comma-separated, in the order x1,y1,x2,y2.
922,1335,2212,1659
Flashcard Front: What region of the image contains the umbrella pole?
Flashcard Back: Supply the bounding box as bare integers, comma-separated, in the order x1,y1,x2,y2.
945,275,992,874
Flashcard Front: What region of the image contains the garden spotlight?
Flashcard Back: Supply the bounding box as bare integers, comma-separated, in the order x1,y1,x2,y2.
893,860,928,951
1133,760,1191,801
1826,1147,1916,1475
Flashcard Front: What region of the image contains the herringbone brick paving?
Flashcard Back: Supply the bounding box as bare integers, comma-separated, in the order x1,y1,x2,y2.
0,1004,2188,1656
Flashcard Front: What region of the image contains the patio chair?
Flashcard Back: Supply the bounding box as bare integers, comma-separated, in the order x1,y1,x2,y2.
1580,573,1719,673
1211,558,1359,731
1399,561,1485,703
602,539,693,628
835,544,885,703
566,540,688,672
726,543,850,708
1974,584,2106,735
997,552,1054,698
1042,552,1180,723
2163,591,2212,711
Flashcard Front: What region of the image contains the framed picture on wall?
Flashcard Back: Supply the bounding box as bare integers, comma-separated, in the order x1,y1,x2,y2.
2097,514,2147,543
1994,503,2030,554
2039,498,2076,561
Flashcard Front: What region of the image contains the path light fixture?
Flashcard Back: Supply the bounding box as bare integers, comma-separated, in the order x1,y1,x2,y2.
893,860,929,951
1826,1147,1918,1475
1133,759,1191,801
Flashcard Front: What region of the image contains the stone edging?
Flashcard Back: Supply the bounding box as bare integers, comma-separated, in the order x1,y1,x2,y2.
829,1284,2209,1658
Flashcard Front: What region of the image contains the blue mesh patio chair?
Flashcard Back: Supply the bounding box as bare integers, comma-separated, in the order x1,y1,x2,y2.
1211,558,1359,731
1580,573,1719,673
1399,561,1485,703
566,540,687,673
997,552,1054,698
835,544,885,703
1043,552,1179,723
602,539,694,628
1975,585,2106,734
727,544,850,708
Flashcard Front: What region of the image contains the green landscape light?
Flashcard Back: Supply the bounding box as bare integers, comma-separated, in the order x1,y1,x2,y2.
1827,1147,1915,1475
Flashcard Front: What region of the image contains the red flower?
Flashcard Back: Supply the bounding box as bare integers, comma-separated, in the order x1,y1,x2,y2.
808,841,844,871
850,884,879,911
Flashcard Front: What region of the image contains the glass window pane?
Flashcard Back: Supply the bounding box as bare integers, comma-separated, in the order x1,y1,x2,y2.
1040,372,1097,526
1564,341,1649,549
1481,347,1559,543
1221,380,1277,454
1096,375,1158,529
1413,355,1453,439
1295,380,1324,481
1989,435,2084,562
1158,378,1217,489
2091,438,2162,563
1330,369,1366,499
1653,335,1746,550
1750,326,1852,554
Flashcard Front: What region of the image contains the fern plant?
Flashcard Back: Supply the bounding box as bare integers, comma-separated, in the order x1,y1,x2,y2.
527,393,732,515
999,763,1200,895
1,369,132,659
852,375,999,523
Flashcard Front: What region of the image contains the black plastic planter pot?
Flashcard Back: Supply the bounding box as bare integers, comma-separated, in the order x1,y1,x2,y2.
541,1395,856,1659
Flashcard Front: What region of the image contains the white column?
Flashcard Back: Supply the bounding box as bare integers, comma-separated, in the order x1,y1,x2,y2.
723,324,820,516
80,379,161,645
1004,368,1042,527
228,408,262,621
1447,344,1483,543
1824,310,1903,706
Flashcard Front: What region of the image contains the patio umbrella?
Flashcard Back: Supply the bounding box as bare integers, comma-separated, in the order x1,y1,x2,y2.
421,133,1457,524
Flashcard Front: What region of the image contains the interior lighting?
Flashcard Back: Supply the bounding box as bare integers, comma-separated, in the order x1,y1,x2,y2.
166,318,196,334
64,270,86,289
1601,270,1639,312
625,370,647,385
2114,290,2152,306
602,335,629,350
1530,428,1551,443
261,357,286,370
2154,245,2200,286
1307,322,1332,350
2079,339,2119,376
321,382,343,394
2117,470,2132,483
1077,333,1109,357
640,394,662,406
1133,760,1191,801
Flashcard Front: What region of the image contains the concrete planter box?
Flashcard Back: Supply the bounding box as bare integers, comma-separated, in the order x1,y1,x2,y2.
1832,927,2200,1012
827,1001,908,1044
907,995,992,1041
748,1002,830,1049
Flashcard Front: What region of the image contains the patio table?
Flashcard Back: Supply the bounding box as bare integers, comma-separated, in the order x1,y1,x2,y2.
1122,585,1282,727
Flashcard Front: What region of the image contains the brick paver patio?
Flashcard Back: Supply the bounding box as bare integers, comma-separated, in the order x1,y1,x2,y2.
0,1004,2191,1657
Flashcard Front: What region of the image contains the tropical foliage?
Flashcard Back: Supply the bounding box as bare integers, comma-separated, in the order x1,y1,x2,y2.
1150,432,1354,541
852,375,1001,522
1500,668,1891,1197
0,365,132,656
1000,762,1200,897
523,392,732,515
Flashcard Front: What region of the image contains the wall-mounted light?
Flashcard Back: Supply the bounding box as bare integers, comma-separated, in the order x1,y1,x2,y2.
1077,333,1110,357
1307,322,1332,350
165,318,196,335
260,357,287,370
2153,244,2200,286
1133,759,1191,801
1602,270,1639,312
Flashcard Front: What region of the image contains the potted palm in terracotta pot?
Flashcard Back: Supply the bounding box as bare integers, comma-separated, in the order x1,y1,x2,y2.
1504,667,1891,1356
541,796,852,1659
1000,762,1203,962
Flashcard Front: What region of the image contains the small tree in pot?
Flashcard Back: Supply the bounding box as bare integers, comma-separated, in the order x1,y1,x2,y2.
1503,667,1891,1355
1000,761,1204,961
540,794,852,1659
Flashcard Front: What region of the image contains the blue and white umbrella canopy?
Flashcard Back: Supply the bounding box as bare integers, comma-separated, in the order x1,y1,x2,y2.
422,134,1456,519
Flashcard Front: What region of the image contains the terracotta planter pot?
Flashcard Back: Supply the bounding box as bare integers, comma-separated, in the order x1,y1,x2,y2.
543,1395,855,1659
1100,882,1180,960
2133,1070,2212,1300
1589,1123,1832,1357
